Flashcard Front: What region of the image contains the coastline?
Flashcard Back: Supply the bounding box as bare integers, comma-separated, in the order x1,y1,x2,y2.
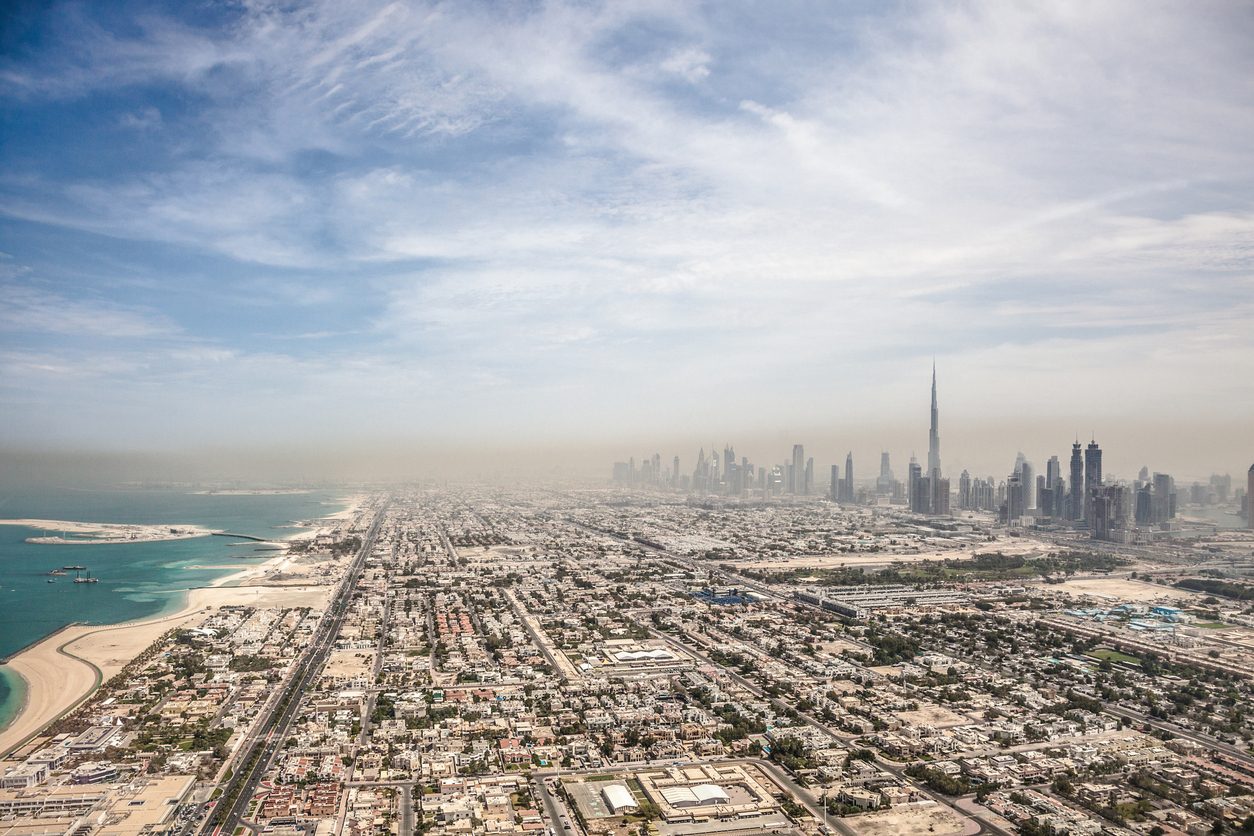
0,491,368,758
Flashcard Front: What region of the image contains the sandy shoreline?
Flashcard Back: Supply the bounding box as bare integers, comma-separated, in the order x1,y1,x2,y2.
0,492,370,758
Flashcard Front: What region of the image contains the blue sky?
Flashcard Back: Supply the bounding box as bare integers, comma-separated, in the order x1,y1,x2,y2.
2,1,1253,478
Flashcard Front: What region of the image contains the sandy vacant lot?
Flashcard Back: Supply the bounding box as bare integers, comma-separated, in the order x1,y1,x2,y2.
851,802,971,836
897,704,971,728
322,649,374,682
1039,577,1198,603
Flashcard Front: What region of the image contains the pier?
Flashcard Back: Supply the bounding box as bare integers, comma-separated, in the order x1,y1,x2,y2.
211,532,271,543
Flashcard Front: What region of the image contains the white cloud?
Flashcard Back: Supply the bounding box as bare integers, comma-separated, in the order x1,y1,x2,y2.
0,284,176,339
1,0,1252,467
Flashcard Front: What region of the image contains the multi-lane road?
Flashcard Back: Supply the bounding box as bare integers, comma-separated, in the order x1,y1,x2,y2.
200,504,387,836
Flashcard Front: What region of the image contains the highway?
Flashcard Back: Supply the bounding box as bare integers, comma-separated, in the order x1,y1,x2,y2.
200,503,387,836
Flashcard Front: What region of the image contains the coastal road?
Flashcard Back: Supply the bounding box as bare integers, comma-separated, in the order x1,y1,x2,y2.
201,503,387,836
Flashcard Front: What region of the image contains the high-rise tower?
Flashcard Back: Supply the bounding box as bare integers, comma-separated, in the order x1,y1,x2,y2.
1069,441,1084,520
844,452,854,503
1247,464,1254,528
928,362,941,477
791,444,805,495
1084,439,1103,523
876,451,895,494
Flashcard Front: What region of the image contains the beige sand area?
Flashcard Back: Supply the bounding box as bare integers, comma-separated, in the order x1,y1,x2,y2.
0,581,333,758
1036,577,1199,603
850,802,973,836
897,703,972,729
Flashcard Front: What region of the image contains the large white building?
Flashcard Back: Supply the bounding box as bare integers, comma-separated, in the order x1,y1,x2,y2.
601,784,640,814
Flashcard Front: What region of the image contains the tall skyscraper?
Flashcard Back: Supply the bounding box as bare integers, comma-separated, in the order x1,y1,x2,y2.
1248,464,1254,528
959,469,972,509
908,455,922,511
1005,471,1025,522
1069,441,1084,521
932,476,950,515
1084,439,1102,523
1092,484,1128,542
928,362,941,477
876,451,895,494
912,473,932,514
844,452,854,503
1046,456,1061,491
830,465,840,501
791,444,805,495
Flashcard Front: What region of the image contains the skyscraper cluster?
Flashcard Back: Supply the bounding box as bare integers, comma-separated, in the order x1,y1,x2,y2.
611,365,951,512
610,364,1245,536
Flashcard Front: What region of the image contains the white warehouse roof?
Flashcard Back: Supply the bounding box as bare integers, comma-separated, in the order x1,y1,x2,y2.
613,649,676,662
601,784,639,813
658,784,730,808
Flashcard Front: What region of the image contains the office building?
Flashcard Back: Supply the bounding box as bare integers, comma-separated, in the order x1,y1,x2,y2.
791,444,805,495
908,456,922,511
877,451,895,495
1092,484,1128,542
843,452,854,503
1248,464,1254,528
1084,439,1102,523
1005,471,1026,523
911,473,932,515
1020,459,1035,510
1069,441,1084,521
932,476,950,516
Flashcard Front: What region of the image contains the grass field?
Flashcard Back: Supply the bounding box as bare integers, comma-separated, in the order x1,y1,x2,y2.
1194,621,1231,630
1088,648,1142,665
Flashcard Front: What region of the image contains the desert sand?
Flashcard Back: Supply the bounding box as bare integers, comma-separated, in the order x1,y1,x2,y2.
850,802,973,836
1037,577,1198,602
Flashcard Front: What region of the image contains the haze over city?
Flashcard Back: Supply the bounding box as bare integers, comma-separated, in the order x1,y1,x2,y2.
2,1,1253,482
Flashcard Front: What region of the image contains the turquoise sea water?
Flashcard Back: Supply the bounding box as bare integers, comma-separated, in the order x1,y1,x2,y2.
0,487,349,732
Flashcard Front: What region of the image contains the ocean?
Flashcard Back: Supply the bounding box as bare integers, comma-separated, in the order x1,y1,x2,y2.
0,486,350,732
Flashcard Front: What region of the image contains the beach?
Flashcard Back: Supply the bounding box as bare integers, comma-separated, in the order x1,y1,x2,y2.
0,492,369,758
0,582,334,756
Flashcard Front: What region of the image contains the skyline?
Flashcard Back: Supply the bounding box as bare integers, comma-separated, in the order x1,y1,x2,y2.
2,1,1253,475
2,363,1251,486
608,367,1248,496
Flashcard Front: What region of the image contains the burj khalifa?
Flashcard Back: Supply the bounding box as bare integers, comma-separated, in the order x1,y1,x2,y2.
928,362,941,477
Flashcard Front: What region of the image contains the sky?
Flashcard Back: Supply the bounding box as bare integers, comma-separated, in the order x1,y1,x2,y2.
1,0,1253,483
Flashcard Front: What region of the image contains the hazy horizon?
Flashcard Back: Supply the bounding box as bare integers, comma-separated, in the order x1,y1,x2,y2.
2,1,1252,484
2,409,1249,489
